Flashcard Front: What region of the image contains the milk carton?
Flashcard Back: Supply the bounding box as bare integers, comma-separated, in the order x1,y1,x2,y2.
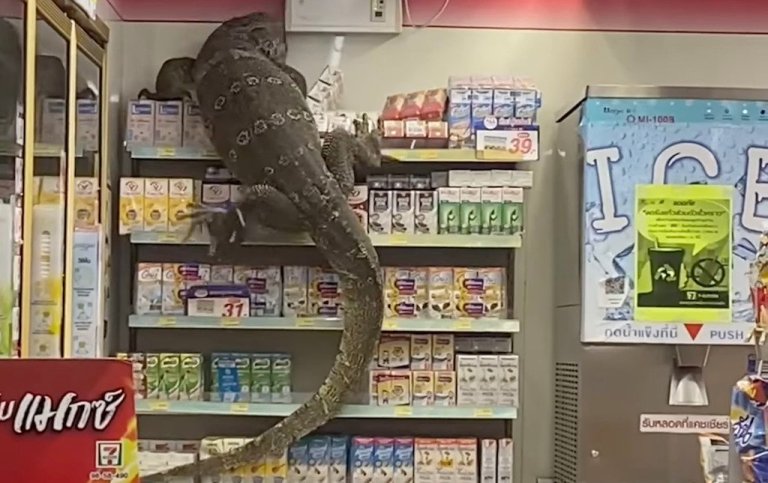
501,187,524,235
328,436,349,483
182,100,214,150
412,370,435,406
168,178,194,233
459,187,482,235
39,98,66,146
307,436,331,483
392,191,415,234
271,353,292,403
350,437,375,483
434,371,456,406
414,438,439,483
456,355,479,406
369,190,393,234
308,267,343,317
250,353,272,403
143,178,169,232
415,190,438,235
383,267,428,319
432,335,454,371
119,177,144,234
498,354,519,407
126,100,155,146
393,438,414,483
76,99,99,152
478,355,500,405
481,187,503,235
283,266,309,317
211,352,251,402
135,263,162,315
234,266,282,317
161,263,184,315
447,77,472,148
349,185,369,231
74,177,98,228
210,265,234,284
436,439,457,483
497,439,513,483
268,448,289,483
480,440,497,483
437,187,460,234
427,267,454,319
455,439,477,483
159,353,181,400
288,440,309,483
410,334,432,370
378,334,410,369
154,100,183,148
144,353,161,399
373,438,395,483
179,353,203,400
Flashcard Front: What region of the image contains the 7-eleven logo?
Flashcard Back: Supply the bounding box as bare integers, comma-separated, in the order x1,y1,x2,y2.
96,441,124,468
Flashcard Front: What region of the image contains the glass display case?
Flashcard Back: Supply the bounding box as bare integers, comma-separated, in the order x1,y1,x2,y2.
0,0,109,359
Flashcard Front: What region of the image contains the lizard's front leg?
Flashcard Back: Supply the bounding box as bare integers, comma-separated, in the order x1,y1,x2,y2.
182,184,306,257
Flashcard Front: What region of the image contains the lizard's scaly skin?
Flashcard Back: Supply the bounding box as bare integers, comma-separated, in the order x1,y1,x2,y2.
142,15,383,480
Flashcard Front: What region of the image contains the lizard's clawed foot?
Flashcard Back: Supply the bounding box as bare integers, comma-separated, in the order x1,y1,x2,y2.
179,203,246,258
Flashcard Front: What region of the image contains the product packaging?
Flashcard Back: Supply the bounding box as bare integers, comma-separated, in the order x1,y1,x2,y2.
369,190,393,234
154,100,183,147
119,177,144,234
126,100,155,146
143,178,169,232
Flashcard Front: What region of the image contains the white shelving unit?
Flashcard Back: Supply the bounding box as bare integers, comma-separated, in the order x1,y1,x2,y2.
117,143,528,443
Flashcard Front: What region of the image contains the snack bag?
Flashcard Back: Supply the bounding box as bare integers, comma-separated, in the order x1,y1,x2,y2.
732,375,768,482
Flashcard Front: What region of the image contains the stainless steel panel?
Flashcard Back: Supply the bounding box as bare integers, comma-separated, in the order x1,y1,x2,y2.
553,87,750,483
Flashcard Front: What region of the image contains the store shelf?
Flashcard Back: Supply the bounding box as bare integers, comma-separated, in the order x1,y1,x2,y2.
126,145,533,164
128,145,220,160
128,315,521,333
129,231,523,249
0,142,82,158
135,400,516,419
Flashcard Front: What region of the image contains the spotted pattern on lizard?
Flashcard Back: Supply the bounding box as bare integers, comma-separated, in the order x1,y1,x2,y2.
141,13,384,481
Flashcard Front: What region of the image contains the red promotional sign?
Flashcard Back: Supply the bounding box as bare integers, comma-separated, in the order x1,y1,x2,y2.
0,359,139,483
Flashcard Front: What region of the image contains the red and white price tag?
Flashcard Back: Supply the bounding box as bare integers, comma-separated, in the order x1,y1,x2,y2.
187,297,250,318
476,128,539,161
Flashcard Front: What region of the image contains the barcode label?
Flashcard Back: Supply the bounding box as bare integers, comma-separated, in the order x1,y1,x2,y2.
483,135,507,150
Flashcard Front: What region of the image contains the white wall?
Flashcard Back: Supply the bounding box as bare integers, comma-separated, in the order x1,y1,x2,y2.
116,24,768,482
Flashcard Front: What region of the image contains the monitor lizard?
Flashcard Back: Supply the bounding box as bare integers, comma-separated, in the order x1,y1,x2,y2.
141,12,384,480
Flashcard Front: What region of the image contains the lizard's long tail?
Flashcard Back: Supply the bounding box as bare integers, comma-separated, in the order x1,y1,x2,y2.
142,163,383,480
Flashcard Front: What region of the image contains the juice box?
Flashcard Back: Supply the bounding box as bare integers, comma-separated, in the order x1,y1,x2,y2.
271,353,292,403
119,177,144,234
456,355,479,406
159,353,181,400
393,438,414,483
74,177,98,228
168,178,194,232
143,178,169,232
145,353,161,398
250,353,272,403
179,353,203,401
76,99,99,152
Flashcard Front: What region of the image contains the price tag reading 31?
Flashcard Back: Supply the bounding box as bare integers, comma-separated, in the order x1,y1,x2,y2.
186,291,251,318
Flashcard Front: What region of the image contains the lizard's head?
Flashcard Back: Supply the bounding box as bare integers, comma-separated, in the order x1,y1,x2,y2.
221,12,288,64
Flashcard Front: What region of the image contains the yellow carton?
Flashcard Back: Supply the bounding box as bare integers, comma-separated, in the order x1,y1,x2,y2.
168,178,194,232
143,178,168,232
119,177,144,234
37,176,64,206
74,177,98,228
